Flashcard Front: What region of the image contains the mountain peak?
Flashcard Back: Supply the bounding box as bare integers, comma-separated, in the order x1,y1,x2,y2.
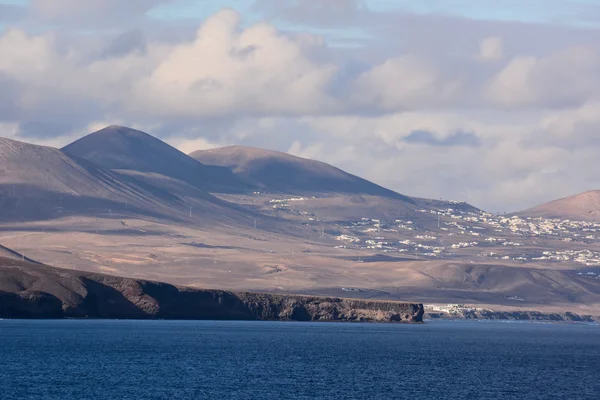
63,125,189,171
62,126,249,193
89,125,154,139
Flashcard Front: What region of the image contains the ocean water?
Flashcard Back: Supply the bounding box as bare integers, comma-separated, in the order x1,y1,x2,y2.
1,320,599,400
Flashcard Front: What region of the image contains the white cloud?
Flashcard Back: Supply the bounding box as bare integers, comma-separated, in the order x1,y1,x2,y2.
0,122,19,139
477,36,503,61
487,46,600,108
1,7,600,211
172,137,224,154
0,29,58,81
351,55,461,111
132,9,340,118
537,101,600,148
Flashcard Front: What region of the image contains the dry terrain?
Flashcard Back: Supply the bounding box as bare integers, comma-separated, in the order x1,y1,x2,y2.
2,125,600,318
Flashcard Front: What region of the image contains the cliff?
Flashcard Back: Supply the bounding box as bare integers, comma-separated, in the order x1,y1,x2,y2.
0,258,423,322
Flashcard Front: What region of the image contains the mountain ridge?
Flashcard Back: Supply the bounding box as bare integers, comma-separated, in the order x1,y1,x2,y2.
190,145,414,202
0,134,260,225
62,125,252,194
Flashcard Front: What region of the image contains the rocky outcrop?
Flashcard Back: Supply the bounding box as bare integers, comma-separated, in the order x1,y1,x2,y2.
0,258,423,322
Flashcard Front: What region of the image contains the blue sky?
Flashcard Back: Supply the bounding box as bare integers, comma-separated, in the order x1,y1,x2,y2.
385,0,600,26
3,0,600,28
145,0,600,47
152,0,600,28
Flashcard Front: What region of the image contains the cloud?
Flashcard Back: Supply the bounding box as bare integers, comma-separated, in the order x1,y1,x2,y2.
1,6,600,212
133,9,340,118
534,101,600,149
402,130,482,147
477,36,503,61
350,55,461,111
100,30,147,59
171,137,224,154
0,122,19,139
487,46,600,108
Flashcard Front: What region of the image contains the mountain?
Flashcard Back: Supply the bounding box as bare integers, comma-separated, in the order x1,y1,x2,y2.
0,136,166,221
62,125,252,193
189,145,413,201
0,136,254,225
518,190,600,221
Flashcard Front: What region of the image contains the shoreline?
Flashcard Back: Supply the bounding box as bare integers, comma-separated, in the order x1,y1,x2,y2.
0,260,424,323
424,307,600,323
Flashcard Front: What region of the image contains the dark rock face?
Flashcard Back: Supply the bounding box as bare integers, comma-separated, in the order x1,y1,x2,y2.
0,259,424,323
0,290,63,318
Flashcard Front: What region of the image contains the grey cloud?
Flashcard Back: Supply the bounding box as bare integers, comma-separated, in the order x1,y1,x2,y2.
402,130,482,147
17,120,79,139
100,30,147,59
230,45,258,60
0,74,19,119
261,2,600,62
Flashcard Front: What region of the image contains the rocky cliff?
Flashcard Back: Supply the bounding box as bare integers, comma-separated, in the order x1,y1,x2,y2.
0,258,423,322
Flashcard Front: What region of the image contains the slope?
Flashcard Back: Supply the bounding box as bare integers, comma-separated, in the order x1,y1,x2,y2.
62,125,252,193
0,136,169,221
0,136,255,225
518,190,600,221
190,145,413,201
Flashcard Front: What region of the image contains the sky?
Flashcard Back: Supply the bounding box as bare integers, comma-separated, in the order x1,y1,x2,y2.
2,0,600,212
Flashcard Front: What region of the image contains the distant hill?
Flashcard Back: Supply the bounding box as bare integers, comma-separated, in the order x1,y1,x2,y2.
190,145,413,202
0,136,165,220
518,190,600,221
2,124,478,226
0,136,255,225
62,125,252,194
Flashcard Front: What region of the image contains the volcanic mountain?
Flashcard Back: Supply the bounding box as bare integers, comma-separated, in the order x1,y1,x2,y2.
0,136,167,221
189,145,413,201
62,125,252,194
518,190,600,221
0,136,254,225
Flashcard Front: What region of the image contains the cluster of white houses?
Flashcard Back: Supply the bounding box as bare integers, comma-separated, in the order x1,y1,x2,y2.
333,208,600,267
265,195,600,268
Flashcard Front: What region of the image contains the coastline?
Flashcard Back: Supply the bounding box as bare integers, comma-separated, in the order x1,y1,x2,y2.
0,260,424,323
424,304,600,322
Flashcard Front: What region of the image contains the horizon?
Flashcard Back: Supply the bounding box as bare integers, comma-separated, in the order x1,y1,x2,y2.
2,0,600,211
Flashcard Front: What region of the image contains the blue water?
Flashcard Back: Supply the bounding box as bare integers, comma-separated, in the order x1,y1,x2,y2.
1,320,599,399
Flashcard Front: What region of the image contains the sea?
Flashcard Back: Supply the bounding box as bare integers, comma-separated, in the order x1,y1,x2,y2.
1,319,599,400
